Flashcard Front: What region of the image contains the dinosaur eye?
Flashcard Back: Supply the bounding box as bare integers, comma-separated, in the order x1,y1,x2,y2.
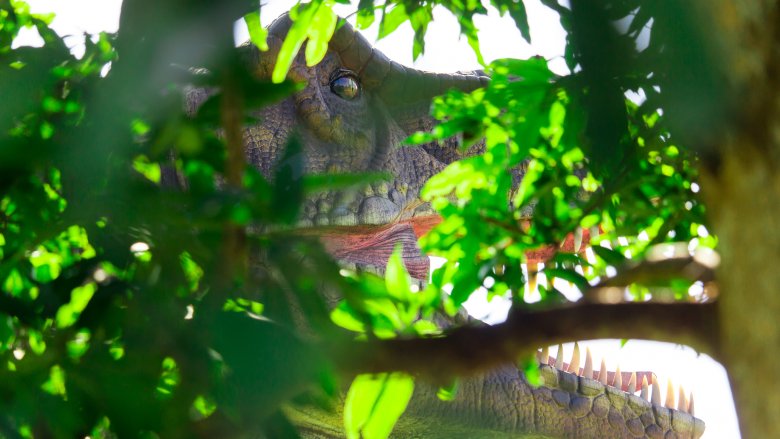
330,72,360,100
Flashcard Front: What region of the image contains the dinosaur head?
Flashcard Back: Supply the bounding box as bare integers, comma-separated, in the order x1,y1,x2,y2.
197,13,707,439
241,14,487,230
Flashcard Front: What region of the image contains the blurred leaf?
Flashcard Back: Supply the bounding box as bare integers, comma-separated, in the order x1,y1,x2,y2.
132,155,162,184
272,1,338,82
356,0,376,29
272,136,304,224
41,365,67,398
491,0,531,43
378,4,407,40
244,11,269,51
591,245,627,266
191,395,217,420
520,356,542,386
55,282,97,328
384,245,410,301
303,172,389,194
344,373,414,439
305,4,338,66
543,267,588,291
436,379,458,401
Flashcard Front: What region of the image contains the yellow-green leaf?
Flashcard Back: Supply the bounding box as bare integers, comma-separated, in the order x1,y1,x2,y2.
244,11,269,51
305,5,338,66
344,373,414,439
385,245,410,301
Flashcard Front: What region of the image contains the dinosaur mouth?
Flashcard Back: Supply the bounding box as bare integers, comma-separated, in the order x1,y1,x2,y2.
537,343,703,437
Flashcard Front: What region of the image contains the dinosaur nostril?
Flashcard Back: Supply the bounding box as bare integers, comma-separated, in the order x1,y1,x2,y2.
330,74,360,100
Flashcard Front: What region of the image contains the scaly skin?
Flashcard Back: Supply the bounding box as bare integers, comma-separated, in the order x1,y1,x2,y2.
188,13,706,439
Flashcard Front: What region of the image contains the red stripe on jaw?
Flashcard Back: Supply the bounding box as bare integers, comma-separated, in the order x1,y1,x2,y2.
318,222,429,280
312,214,600,282
406,215,597,264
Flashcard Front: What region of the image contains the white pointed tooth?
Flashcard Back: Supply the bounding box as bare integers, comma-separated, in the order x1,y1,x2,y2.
574,227,583,253
651,375,661,405
628,372,637,393
546,271,554,290
688,392,695,415
567,343,581,374
597,358,608,384
640,375,649,400
613,365,622,390
665,378,675,408
583,348,593,378
528,262,539,293
539,346,549,365
585,247,597,265
678,385,688,412
554,344,564,369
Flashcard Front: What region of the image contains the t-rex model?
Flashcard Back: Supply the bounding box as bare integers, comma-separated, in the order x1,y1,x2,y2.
189,13,706,439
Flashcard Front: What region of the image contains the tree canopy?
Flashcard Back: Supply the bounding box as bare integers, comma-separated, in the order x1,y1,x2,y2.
1,0,776,437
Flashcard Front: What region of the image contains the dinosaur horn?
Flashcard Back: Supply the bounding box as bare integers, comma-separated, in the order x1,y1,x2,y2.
373,62,488,107
261,14,488,102
326,19,488,104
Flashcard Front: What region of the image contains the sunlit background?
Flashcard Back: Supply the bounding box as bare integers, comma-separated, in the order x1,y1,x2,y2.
14,0,739,437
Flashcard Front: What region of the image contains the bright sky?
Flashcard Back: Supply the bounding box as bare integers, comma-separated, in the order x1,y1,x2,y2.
14,1,739,437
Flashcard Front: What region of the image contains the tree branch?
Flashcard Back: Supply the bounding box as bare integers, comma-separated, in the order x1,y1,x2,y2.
330,301,718,382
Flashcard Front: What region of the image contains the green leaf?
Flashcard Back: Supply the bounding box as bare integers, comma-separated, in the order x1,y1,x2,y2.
591,245,627,265
356,0,376,29
29,248,63,282
272,2,320,83
191,395,217,420
385,245,410,301
436,379,458,401
41,365,67,398
492,0,531,43
520,356,542,386
410,7,433,61
28,329,46,355
330,302,366,333
2,269,25,296
66,329,90,360
56,282,97,328
543,267,589,290
303,172,389,193
457,16,484,65
305,5,338,67
244,11,269,51
378,4,407,40
272,136,304,224
344,373,414,439
132,155,161,184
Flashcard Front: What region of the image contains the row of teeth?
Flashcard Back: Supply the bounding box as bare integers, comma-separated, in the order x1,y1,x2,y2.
537,343,695,415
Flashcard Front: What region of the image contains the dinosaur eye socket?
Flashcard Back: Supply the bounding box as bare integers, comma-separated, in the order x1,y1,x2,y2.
330,73,360,100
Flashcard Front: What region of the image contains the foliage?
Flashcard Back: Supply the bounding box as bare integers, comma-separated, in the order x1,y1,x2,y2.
0,0,718,437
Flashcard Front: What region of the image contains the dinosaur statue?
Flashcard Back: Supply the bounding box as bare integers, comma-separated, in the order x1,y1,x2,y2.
189,13,706,439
